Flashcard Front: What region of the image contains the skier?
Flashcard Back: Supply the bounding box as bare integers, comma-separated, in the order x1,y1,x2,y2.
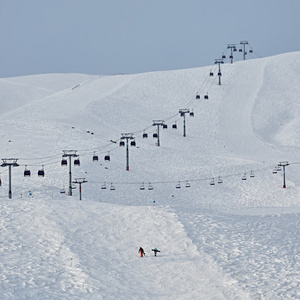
152,248,160,257
138,247,145,257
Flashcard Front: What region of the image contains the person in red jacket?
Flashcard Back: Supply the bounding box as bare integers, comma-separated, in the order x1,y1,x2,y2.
138,247,145,257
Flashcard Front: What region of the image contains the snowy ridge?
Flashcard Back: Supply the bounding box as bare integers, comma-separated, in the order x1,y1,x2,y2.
0,52,299,299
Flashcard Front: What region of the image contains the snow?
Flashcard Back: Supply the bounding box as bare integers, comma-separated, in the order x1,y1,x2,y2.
0,52,300,299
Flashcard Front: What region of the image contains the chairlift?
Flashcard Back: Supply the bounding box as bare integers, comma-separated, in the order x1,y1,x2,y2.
217,176,223,184
204,94,209,100
110,183,116,191
276,166,282,171
119,141,125,147
163,124,168,129
140,183,145,190
185,181,191,188
60,187,65,194
210,178,215,185
242,173,247,180
143,132,148,138
24,166,31,177
272,168,278,174
74,158,80,166
172,123,177,129
153,133,158,138
101,182,107,190
250,171,255,178
61,159,68,166
38,166,45,177
176,181,181,189
189,111,194,117
148,183,154,190
196,94,200,99
104,154,110,161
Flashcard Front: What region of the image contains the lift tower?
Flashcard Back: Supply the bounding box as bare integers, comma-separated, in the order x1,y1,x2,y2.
215,59,224,85
278,161,289,188
1,158,19,199
179,109,190,137
62,150,79,196
73,178,88,200
240,41,249,60
121,133,135,171
227,44,236,63
152,120,165,146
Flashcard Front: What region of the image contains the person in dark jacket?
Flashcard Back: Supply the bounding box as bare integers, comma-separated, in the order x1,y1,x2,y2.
152,248,160,257
138,247,145,257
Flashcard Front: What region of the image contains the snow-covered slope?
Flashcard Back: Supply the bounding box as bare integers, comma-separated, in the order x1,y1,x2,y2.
0,52,299,299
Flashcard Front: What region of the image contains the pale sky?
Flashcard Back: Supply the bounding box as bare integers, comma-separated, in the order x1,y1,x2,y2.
0,0,299,77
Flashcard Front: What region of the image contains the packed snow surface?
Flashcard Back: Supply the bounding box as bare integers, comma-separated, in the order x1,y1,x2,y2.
0,52,300,299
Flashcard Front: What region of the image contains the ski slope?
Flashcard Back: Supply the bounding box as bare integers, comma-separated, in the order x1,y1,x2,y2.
0,52,299,299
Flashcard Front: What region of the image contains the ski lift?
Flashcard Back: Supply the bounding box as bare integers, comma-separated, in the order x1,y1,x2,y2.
153,133,158,138
244,51,247,55
143,132,148,138
74,158,80,166
119,141,125,147
272,168,278,174
233,48,237,52
110,183,116,191
180,112,185,117
104,154,110,161
196,94,200,99
101,182,107,190
172,123,177,129
210,178,215,185
217,176,223,184
163,124,168,129
140,182,145,190
185,181,191,188
209,71,214,76
61,159,67,166
218,72,222,76
189,111,194,117
242,173,247,180
93,154,99,161
250,171,255,178
24,166,31,177
229,55,233,59
204,94,209,100
249,49,253,53
38,166,45,177
276,166,282,172
60,187,65,194
176,181,181,189
148,183,153,190
222,55,226,59
131,140,136,146
239,48,243,52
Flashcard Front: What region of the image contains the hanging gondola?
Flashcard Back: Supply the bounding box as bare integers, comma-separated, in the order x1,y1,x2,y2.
104,154,110,161
189,111,194,117
163,124,168,129
74,158,80,166
196,94,200,99
222,55,226,59
218,72,222,76
229,55,233,59
143,132,148,138
24,166,31,177
172,123,177,129
119,141,125,147
204,94,209,100
93,154,99,161
239,48,243,52
153,133,158,138
249,49,253,53
38,166,45,177
131,140,136,146
61,159,67,166
209,71,214,76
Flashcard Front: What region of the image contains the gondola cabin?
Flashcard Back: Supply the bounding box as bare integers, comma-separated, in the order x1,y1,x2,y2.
204,94,209,100
143,132,148,138
104,154,110,161
153,133,158,138
74,159,80,166
163,124,168,129
222,55,226,59
38,169,45,177
218,72,222,76
189,111,194,117
196,94,200,99
239,48,243,52
61,159,67,166
229,55,233,59
209,71,214,76
24,169,31,177
119,141,125,147
249,49,253,53
93,155,99,161
172,123,177,129
130,140,136,146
